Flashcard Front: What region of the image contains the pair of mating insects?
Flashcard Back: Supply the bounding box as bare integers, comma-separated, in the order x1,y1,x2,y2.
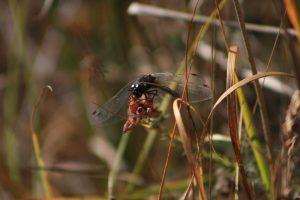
93,73,212,132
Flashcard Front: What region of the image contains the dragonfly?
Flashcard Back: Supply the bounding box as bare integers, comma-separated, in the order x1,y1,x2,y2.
92,72,212,132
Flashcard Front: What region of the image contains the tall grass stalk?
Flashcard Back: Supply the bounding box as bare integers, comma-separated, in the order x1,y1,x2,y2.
31,86,53,197
3,0,31,183
236,75,271,192
7,0,42,197
108,133,130,199
231,2,275,197
226,46,253,199
234,107,243,200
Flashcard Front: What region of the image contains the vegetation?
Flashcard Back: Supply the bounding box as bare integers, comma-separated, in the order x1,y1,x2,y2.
0,0,300,199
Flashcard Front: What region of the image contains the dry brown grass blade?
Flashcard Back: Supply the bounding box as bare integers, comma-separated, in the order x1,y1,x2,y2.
226,46,253,199
173,99,207,200
208,71,294,121
284,0,300,43
173,100,193,163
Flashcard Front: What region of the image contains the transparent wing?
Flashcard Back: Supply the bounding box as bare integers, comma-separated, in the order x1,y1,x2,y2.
92,73,212,127
92,80,136,126
150,73,212,103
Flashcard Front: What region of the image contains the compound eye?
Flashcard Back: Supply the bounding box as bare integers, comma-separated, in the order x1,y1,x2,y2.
137,107,143,114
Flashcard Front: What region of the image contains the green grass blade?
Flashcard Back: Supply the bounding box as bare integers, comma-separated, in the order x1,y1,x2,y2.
31,86,53,197
108,133,130,199
235,75,271,191
31,132,53,197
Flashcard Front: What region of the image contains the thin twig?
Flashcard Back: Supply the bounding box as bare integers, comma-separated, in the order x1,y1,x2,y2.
127,2,297,36
213,0,229,50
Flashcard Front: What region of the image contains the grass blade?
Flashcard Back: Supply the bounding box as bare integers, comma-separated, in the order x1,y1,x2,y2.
231,2,275,195
108,133,130,200
226,46,253,199
30,86,53,197
207,71,294,120
236,75,271,192
173,99,207,200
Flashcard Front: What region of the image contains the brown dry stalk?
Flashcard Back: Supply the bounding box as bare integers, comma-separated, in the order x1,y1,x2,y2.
213,0,229,50
173,99,207,200
207,71,293,124
226,46,253,200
